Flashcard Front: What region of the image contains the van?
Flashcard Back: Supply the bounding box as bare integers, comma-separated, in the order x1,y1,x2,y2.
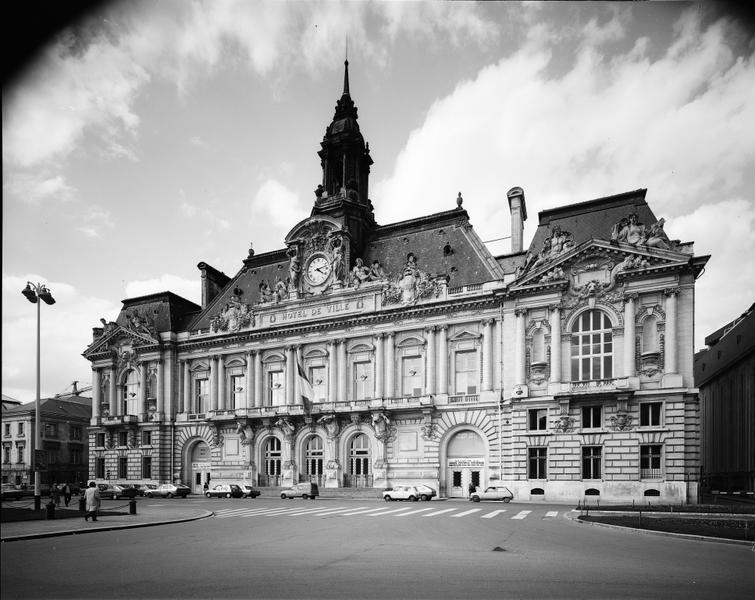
280,482,319,500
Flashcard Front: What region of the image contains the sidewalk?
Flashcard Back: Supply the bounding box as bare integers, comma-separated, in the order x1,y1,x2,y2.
1,501,213,542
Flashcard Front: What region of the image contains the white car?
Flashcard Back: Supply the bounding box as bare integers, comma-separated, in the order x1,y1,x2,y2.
145,483,191,498
382,486,422,502
469,486,514,503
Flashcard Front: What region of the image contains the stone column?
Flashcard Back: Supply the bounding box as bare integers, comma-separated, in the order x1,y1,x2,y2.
482,319,494,392
549,305,561,383
426,327,437,395
246,351,254,409
438,325,448,395
285,347,295,405
92,368,101,420
337,339,347,402
182,361,191,414
254,351,263,408
217,355,226,410
515,309,527,386
156,358,165,418
328,341,338,403
664,289,678,374
375,334,384,399
108,368,117,417
624,294,637,378
139,362,148,420
385,333,395,399
210,356,218,411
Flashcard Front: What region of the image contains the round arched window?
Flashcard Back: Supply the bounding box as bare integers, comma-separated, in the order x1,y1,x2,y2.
570,310,613,381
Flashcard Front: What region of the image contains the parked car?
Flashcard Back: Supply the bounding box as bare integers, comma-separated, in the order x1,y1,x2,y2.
382,486,422,502
235,483,261,498
415,485,437,501
205,484,244,499
469,486,514,503
1,484,24,500
146,484,191,498
97,483,138,500
280,482,319,500
133,483,157,497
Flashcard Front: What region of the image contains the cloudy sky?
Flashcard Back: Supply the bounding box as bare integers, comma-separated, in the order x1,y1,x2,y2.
3,1,754,401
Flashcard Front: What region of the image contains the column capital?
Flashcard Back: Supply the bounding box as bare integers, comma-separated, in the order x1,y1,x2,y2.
336,338,347,345
482,318,495,327
514,308,527,318
374,333,384,341
438,324,449,332
424,326,436,334
624,293,639,303
664,287,680,297
327,340,338,348
548,303,561,312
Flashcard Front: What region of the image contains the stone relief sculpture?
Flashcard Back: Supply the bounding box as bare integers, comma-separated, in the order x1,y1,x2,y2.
210,293,254,333
609,413,634,431
258,281,274,304
288,249,301,291
382,252,442,306
369,260,387,281
125,310,157,336
275,417,295,440
519,226,575,276
552,415,576,433
318,414,340,439
350,257,372,288
611,213,673,250
273,276,289,302
99,318,117,335
329,235,345,283
618,254,650,272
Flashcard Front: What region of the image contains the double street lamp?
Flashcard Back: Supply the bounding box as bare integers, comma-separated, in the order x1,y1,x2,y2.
22,282,56,511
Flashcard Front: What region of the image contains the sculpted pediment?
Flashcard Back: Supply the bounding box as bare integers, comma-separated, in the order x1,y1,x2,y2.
83,324,159,359
511,240,689,301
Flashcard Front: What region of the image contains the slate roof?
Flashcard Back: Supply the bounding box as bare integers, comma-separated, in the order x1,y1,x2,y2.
116,291,201,333
3,396,92,420
526,189,658,255
188,207,505,331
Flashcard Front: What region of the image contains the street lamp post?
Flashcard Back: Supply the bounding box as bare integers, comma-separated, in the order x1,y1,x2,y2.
22,282,56,511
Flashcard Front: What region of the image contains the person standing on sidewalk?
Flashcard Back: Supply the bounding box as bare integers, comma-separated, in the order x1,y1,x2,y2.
84,482,101,522
51,483,61,506
62,483,72,507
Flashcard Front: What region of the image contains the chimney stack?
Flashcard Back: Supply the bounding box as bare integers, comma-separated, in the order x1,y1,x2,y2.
507,187,527,254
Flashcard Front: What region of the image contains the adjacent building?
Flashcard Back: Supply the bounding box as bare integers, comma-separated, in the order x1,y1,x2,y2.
694,303,755,497
83,62,708,503
1,395,91,488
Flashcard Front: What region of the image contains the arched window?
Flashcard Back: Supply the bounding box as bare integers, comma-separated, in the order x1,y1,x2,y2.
122,369,139,415
305,436,324,484
261,437,282,487
346,434,371,488
571,310,613,381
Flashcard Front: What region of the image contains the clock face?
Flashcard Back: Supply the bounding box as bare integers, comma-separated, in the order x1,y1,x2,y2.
306,255,331,285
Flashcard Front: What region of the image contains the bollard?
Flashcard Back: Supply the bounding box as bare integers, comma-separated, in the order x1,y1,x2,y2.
129,498,137,515
45,501,56,520
79,496,86,512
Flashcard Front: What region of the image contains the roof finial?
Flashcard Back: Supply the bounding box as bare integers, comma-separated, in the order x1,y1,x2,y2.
343,38,350,96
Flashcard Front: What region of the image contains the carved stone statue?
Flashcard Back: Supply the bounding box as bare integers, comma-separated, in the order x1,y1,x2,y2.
318,414,340,440
372,412,390,440
329,236,345,283
259,281,274,304
351,258,371,288
645,218,670,249
369,260,386,281
273,277,288,303
288,254,301,290
275,417,295,439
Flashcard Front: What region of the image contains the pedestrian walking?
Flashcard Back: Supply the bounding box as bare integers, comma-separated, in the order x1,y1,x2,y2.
468,482,476,498
51,483,61,506
203,481,209,493
63,483,72,507
84,481,101,522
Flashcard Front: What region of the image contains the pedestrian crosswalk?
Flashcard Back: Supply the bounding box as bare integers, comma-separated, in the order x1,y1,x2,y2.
212,504,562,521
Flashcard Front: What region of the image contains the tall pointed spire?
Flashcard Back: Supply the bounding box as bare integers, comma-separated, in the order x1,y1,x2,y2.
343,58,350,96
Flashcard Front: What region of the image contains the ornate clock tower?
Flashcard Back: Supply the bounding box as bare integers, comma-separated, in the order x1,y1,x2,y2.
286,60,377,297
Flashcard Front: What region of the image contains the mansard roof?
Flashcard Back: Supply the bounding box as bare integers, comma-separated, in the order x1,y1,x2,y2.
117,291,201,333
3,396,92,420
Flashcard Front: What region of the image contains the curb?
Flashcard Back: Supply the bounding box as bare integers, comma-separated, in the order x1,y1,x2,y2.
565,510,755,548
0,510,215,543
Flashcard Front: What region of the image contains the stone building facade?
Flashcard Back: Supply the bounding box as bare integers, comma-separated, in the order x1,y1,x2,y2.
83,62,708,503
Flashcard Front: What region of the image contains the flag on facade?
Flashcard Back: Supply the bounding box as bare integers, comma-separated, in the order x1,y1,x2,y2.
297,357,314,415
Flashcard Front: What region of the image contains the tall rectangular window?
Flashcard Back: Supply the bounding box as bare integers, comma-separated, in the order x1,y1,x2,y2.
528,408,548,431
401,356,423,397
194,378,209,413
47,448,59,464
3,446,10,463
582,406,602,429
269,370,284,406
454,350,478,395
528,447,547,479
142,430,152,446
95,458,105,479
71,448,82,465
70,426,82,440
310,366,327,402
44,423,58,438
4,423,10,436
118,456,128,479
640,402,662,427
18,423,24,435
640,445,662,479
353,361,373,400
582,446,602,479
230,374,245,410
96,433,106,447
16,445,25,463
118,431,129,447
142,456,152,480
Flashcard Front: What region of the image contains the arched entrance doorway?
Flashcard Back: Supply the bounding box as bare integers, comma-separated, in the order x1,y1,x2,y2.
344,433,371,488
446,430,485,498
188,441,211,495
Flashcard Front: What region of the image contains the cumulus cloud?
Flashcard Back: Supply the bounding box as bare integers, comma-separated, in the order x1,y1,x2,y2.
251,179,307,232
77,204,114,238
2,273,119,401
180,201,231,233
3,172,77,204
124,274,200,305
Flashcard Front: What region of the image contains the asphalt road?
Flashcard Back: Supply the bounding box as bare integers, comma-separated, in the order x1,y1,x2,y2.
2,497,753,599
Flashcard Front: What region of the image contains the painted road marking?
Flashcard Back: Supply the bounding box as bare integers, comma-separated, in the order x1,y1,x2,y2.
451,508,482,518
368,506,416,517
313,506,368,516
512,510,531,520
544,511,559,518
339,506,396,516
396,507,436,517
481,510,508,519
422,508,457,517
